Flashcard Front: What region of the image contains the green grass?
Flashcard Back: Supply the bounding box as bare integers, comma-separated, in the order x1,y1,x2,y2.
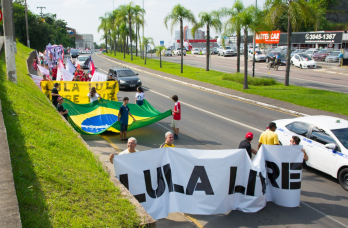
0,43,140,227
222,73,277,86
104,51,348,116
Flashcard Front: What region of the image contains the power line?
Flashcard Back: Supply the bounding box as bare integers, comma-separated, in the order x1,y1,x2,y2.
37,6,46,17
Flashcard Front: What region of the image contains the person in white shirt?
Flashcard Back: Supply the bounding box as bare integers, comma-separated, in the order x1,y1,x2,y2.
87,87,100,103
135,86,145,106
109,137,139,164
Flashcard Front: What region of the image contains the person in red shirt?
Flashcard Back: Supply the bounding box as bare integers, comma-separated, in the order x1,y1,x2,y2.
171,95,181,139
81,72,91,82
51,65,57,81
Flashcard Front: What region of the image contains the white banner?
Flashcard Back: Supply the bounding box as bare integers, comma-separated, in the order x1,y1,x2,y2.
30,74,42,87
91,72,108,82
57,67,74,81
114,145,303,220
38,65,50,76
66,58,76,75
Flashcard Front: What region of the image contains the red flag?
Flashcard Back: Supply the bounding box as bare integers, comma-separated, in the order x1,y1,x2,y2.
89,60,95,75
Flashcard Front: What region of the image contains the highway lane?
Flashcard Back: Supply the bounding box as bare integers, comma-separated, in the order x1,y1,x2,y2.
147,54,348,93
91,54,348,228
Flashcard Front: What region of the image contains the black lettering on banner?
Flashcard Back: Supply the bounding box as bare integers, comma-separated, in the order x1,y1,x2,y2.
282,163,290,190
72,83,79,92
89,83,92,91
143,167,166,198
73,95,79,103
186,166,214,195
57,83,62,91
102,94,107,99
120,174,146,203
234,185,245,194
246,170,257,196
162,163,185,194
266,161,280,188
106,82,113,90
282,162,303,190
66,95,72,100
259,172,266,195
64,83,70,92
96,83,104,90
107,93,113,100
228,167,237,195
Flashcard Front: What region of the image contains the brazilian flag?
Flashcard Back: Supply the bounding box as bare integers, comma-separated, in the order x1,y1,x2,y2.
62,98,171,134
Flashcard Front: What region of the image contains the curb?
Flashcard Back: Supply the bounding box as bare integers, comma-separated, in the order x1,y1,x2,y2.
98,54,309,117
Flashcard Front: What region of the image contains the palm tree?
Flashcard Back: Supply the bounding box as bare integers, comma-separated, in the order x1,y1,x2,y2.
119,2,137,61
265,0,313,86
221,0,245,73
98,15,108,53
134,5,146,57
155,46,167,68
164,4,196,73
142,37,154,65
192,11,222,71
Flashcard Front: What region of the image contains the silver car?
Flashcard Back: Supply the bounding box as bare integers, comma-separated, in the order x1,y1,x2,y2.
325,51,340,62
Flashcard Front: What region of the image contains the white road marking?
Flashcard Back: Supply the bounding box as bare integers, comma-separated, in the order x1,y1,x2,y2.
95,55,348,228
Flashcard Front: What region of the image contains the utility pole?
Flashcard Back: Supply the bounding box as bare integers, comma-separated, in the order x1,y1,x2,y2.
252,0,257,77
25,0,30,47
1,0,17,84
37,6,46,17
10,0,16,53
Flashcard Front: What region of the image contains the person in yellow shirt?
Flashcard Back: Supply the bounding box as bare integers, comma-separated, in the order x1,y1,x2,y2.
160,132,175,148
258,122,280,150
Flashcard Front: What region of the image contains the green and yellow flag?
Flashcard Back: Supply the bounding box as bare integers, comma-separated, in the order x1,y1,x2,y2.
62,98,171,134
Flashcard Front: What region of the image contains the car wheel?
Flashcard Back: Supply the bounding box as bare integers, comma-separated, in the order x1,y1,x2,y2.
338,168,348,191
184,54,186,56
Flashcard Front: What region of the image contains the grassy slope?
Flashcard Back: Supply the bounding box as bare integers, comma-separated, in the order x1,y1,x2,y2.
105,52,348,116
0,44,140,227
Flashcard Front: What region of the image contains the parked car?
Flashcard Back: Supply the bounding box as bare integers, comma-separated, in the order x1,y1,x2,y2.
108,68,141,90
248,50,267,62
266,52,287,65
192,48,200,55
325,51,341,62
77,55,90,69
218,46,236,57
173,48,186,56
312,50,329,61
162,48,172,56
202,48,206,55
70,49,79,58
291,54,317,69
273,115,348,190
304,50,318,58
291,49,304,57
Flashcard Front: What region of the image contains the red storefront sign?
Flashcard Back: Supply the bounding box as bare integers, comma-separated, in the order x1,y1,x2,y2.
255,31,280,44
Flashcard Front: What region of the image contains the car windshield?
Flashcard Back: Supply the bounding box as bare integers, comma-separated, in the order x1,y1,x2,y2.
306,51,313,54
194,48,199,51
255,51,262,54
299,54,312,61
78,56,89,61
332,128,348,149
118,69,136,77
331,52,340,56
225,47,231,50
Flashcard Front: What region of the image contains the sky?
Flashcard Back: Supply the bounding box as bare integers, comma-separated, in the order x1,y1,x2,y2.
27,0,266,46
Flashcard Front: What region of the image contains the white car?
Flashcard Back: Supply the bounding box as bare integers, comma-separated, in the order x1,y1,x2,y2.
218,46,236,57
273,115,348,190
248,50,266,61
192,48,200,55
77,55,90,69
162,48,172,56
201,48,206,55
291,54,317,69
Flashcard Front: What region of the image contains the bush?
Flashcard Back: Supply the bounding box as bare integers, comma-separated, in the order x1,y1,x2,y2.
222,73,277,86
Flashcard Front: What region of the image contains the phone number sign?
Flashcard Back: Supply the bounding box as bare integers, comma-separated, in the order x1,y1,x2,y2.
292,32,343,44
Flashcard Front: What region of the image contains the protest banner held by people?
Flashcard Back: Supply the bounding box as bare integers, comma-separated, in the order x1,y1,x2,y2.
118,97,136,142
109,137,139,164
51,83,60,107
135,86,145,106
160,131,175,148
258,122,280,150
171,95,181,139
57,97,68,120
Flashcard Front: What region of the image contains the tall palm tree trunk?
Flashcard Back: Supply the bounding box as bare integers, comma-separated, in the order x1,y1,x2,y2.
136,25,138,57
206,24,210,71
126,36,129,54
129,16,133,61
124,40,126,59
243,28,248,90
236,32,241,73
105,31,108,53
145,47,147,64
285,12,292,86
160,52,162,68
114,37,116,56
180,18,183,73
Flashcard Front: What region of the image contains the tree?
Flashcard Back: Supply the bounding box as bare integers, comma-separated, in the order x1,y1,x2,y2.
265,0,313,86
192,11,222,71
133,5,146,57
221,0,245,73
155,45,167,68
164,4,196,73
142,37,154,65
98,15,109,53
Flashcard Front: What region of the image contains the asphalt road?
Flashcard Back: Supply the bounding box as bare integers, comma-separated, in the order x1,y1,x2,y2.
89,54,348,228
147,54,348,93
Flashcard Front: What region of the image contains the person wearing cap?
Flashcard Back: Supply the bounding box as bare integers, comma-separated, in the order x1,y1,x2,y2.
239,132,257,159
57,97,68,120
258,122,280,150
51,83,60,107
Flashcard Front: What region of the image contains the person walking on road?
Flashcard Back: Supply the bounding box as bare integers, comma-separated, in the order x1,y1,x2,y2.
239,132,258,159
135,86,145,106
118,97,136,142
258,122,280,150
109,137,139,164
160,131,175,148
171,95,181,139
51,83,60,108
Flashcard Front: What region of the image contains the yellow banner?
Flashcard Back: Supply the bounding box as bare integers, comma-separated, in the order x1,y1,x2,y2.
41,81,119,104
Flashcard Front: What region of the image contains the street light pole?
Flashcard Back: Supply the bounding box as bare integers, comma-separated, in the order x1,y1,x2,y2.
252,0,257,77
1,0,17,84
25,0,30,48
